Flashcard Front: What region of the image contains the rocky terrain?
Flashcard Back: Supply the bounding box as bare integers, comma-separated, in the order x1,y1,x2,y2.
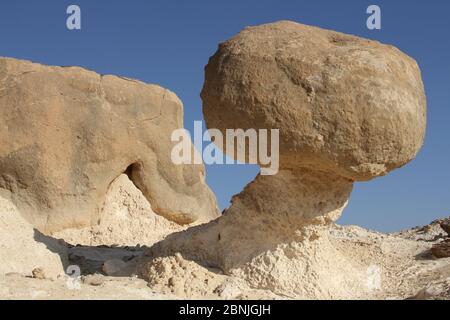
0,178,449,299
0,21,448,300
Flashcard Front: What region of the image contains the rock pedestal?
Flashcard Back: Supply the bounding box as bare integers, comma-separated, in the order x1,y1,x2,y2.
140,21,427,298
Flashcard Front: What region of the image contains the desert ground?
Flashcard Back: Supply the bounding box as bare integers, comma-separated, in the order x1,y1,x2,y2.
1,173,449,300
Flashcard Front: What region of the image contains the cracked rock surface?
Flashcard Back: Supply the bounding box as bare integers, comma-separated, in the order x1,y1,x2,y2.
201,21,426,181
0,57,219,233
139,21,428,298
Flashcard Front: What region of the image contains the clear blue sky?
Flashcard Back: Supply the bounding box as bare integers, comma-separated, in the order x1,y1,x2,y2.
1,0,449,232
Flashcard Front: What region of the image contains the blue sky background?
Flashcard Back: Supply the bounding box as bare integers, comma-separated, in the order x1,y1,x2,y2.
0,0,448,232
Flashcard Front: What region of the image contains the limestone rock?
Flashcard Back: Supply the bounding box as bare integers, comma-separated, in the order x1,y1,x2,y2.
431,240,450,258
0,57,219,233
31,267,46,280
139,252,227,298
394,218,450,242
81,274,104,286
147,168,353,272
53,174,188,247
407,279,450,300
0,194,66,277
140,21,427,298
102,259,128,276
440,219,450,236
201,21,426,181
1,216,449,299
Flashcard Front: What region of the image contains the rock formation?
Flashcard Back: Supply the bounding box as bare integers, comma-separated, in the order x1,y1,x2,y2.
140,21,427,298
0,22,443,301
201,21,426,181
430,218,450,258
0,194,67,278
0,57,219,233
53,174,188,246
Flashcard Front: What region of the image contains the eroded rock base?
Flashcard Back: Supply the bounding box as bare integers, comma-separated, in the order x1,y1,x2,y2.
140,169,369,298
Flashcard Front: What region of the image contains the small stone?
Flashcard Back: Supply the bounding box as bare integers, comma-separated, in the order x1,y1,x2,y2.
431,239,450,258
81,274,104,286
214,280,242,299
102,259,127,276
32,267,46,280
201,20,426,181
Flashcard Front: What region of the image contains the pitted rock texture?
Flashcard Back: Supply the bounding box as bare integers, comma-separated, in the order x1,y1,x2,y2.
201,21,427,181
0,57,219,233
145,168,353,270
53,174,189,246
140,21,427,297
0,194,67,278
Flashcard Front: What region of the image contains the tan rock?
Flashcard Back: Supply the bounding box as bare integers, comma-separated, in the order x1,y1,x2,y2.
53,174,189,247
201,20,426,181
141,21,427,298
102,259,128,276
31,267,46,280
431,240,450,258
147,168,353,270
196,20,426,260
0,194,66,277
439,219,450,236
81,274,104,286
0,57,219,233
139,252,227,298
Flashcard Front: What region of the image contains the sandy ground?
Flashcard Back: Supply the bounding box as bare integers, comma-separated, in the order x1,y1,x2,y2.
1,221,448,300
1,175,449,300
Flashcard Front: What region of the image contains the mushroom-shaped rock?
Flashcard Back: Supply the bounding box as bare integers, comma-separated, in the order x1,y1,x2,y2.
0,57,219,233
141,22,427,298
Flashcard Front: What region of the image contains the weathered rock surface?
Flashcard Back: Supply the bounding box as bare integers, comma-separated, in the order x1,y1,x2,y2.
394,218,450,242
31,267,46,280
201,21,426,181
137,218,450,300
440,219,450,236
431,240,450,258
0,194,66,278
0,57,219,233
146,168,353,272
1,210,449,299
140,21,427,298
53,174,188,246
0,22,441,300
